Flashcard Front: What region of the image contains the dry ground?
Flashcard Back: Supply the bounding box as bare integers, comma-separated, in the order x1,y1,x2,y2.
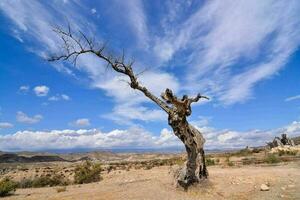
2,162,300,200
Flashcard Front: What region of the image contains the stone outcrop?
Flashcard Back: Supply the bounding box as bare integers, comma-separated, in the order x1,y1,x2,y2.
267,134,295,148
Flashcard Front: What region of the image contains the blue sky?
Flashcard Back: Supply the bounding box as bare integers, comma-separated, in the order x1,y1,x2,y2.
0,0,300,151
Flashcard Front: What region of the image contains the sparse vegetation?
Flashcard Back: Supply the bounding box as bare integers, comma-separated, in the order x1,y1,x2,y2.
74,161,102,184
206,158,215,166
264,154,280,164
278,149,298,156
232,149,252,157
0,177,17,197
106,157,185,172
17,178,34,188
17,174,69,188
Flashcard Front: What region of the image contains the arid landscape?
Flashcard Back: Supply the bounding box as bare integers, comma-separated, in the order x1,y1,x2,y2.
1,142,300,200
1,1,300,200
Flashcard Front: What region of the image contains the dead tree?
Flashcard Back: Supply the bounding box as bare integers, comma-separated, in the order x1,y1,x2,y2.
49,26,209,189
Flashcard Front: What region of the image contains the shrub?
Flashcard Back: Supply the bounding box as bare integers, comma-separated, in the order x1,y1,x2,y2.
0,178,17,197
206,158,215,166
18,175,69,188
33,175,69,187
17,178,34,188
265,154,280,164
74,161,102,184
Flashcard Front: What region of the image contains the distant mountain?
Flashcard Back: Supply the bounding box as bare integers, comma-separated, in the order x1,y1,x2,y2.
0,153,67,163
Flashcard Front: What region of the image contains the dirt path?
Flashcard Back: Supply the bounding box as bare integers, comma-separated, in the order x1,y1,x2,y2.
3,162,300,200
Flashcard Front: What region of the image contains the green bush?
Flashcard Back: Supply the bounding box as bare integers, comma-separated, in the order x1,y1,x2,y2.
265,154,280,164
33,175,69,187
0,178,17,197
18,175,69,188
74,161,102,184
206,158,215,166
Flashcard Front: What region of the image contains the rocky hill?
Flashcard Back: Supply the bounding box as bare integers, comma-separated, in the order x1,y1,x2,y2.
0,153,67,163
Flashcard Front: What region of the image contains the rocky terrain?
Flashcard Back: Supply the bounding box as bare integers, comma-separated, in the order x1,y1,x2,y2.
1,162,299,200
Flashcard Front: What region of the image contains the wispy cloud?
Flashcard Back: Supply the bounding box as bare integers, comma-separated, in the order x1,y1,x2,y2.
18,85,30,94
95,71,179,123
118,0,149,48
1,0,300,128
154,0,300,105
48,94,70,101
0,0,177,124
285,95,300,102
16,111,43,124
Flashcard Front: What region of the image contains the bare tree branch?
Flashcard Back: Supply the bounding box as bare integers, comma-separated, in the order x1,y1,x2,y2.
49,26,171,113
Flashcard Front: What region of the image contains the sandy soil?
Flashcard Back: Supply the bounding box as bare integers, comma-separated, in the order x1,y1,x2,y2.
2,162,300,200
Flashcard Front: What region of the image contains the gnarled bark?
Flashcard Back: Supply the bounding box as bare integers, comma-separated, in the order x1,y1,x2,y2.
162,89,208,188
49,26,209,189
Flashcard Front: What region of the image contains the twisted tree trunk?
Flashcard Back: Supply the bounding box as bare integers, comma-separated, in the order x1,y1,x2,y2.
49,26,209,189
163,89,208,188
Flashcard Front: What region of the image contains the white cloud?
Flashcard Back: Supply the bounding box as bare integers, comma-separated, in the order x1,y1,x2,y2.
105,103,166,125
0,127,159,151
16,111,43,124
190,116,211,127
70,118,91,127
2,0,299,130
285,95,300,102
91,8,97,14
61,94,70,100
34,85,49,97
19,85,30,94
117,0,149,48
95,71,179,123
1,120,299,151
0,0,94,74
154,0,300,105
48,94,70,101
154,128,180,147
217,131,239,143
0,1,179,124
0,122,13,129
